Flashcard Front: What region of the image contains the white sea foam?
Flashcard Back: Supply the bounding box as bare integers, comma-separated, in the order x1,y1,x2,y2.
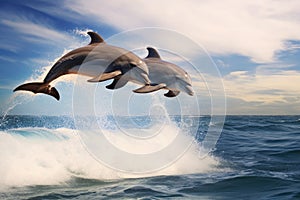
0,126,220,189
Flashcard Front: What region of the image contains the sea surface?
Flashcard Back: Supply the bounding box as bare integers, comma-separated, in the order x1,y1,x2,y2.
0,115,299,199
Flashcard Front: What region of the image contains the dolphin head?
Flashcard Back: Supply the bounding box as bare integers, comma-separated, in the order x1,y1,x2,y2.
125,60,151,84
120,51,150,84
176,72,194,96
106,50,150,85
132,60,149,75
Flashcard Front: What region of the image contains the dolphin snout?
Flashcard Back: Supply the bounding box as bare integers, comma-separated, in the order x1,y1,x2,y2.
141,72,151,84
136,61,149,75
128,67,151,85
185,85,195,96
134,61,151,84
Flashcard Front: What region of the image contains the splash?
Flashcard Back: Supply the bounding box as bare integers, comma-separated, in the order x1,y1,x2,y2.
0,93,34,128
0,61,56,120
0,126,219,189
0,95,216,187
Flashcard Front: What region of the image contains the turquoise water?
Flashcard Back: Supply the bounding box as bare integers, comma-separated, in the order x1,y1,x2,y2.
0,115,299,199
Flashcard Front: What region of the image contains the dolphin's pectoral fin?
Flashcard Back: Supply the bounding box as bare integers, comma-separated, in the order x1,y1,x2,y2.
133,83,166,93
88,70,122,82
164,90,180,97
105,79,119,89
13,82,60,101
106,78,128,90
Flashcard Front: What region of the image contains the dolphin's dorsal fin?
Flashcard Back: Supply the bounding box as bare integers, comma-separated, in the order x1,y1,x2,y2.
88,32,105,44
146,47,161,59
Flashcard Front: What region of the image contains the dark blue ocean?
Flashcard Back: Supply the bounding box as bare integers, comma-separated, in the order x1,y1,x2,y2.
0,115,299,199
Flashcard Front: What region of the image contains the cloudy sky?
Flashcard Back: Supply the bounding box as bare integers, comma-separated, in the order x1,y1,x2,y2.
0,0,300,115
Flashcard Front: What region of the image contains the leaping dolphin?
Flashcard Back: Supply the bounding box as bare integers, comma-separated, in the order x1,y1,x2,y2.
13,32,159,100
107,47,194,97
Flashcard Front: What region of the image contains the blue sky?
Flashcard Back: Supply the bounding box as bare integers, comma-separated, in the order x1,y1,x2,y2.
0,0,300,115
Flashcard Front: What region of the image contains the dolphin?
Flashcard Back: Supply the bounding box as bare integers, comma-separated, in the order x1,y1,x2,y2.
108,47,194,97
13,32,160,100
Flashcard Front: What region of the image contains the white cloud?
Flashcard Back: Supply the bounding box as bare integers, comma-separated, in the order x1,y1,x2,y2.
63,0,300,63
2,1,299,115
1,19,70,45
0,55,16,63
0,43,20,53
0,85,13,90
0,15,90,51
224,69,300,103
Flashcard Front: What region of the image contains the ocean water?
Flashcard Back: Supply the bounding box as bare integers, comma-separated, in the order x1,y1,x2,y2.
0,115,299,199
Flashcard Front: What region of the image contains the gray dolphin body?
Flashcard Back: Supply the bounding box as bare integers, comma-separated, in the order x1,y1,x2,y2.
13,32,157,100
134,47,194,97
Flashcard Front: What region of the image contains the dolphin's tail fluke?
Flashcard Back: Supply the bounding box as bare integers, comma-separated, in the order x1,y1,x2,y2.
13,82,60,101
